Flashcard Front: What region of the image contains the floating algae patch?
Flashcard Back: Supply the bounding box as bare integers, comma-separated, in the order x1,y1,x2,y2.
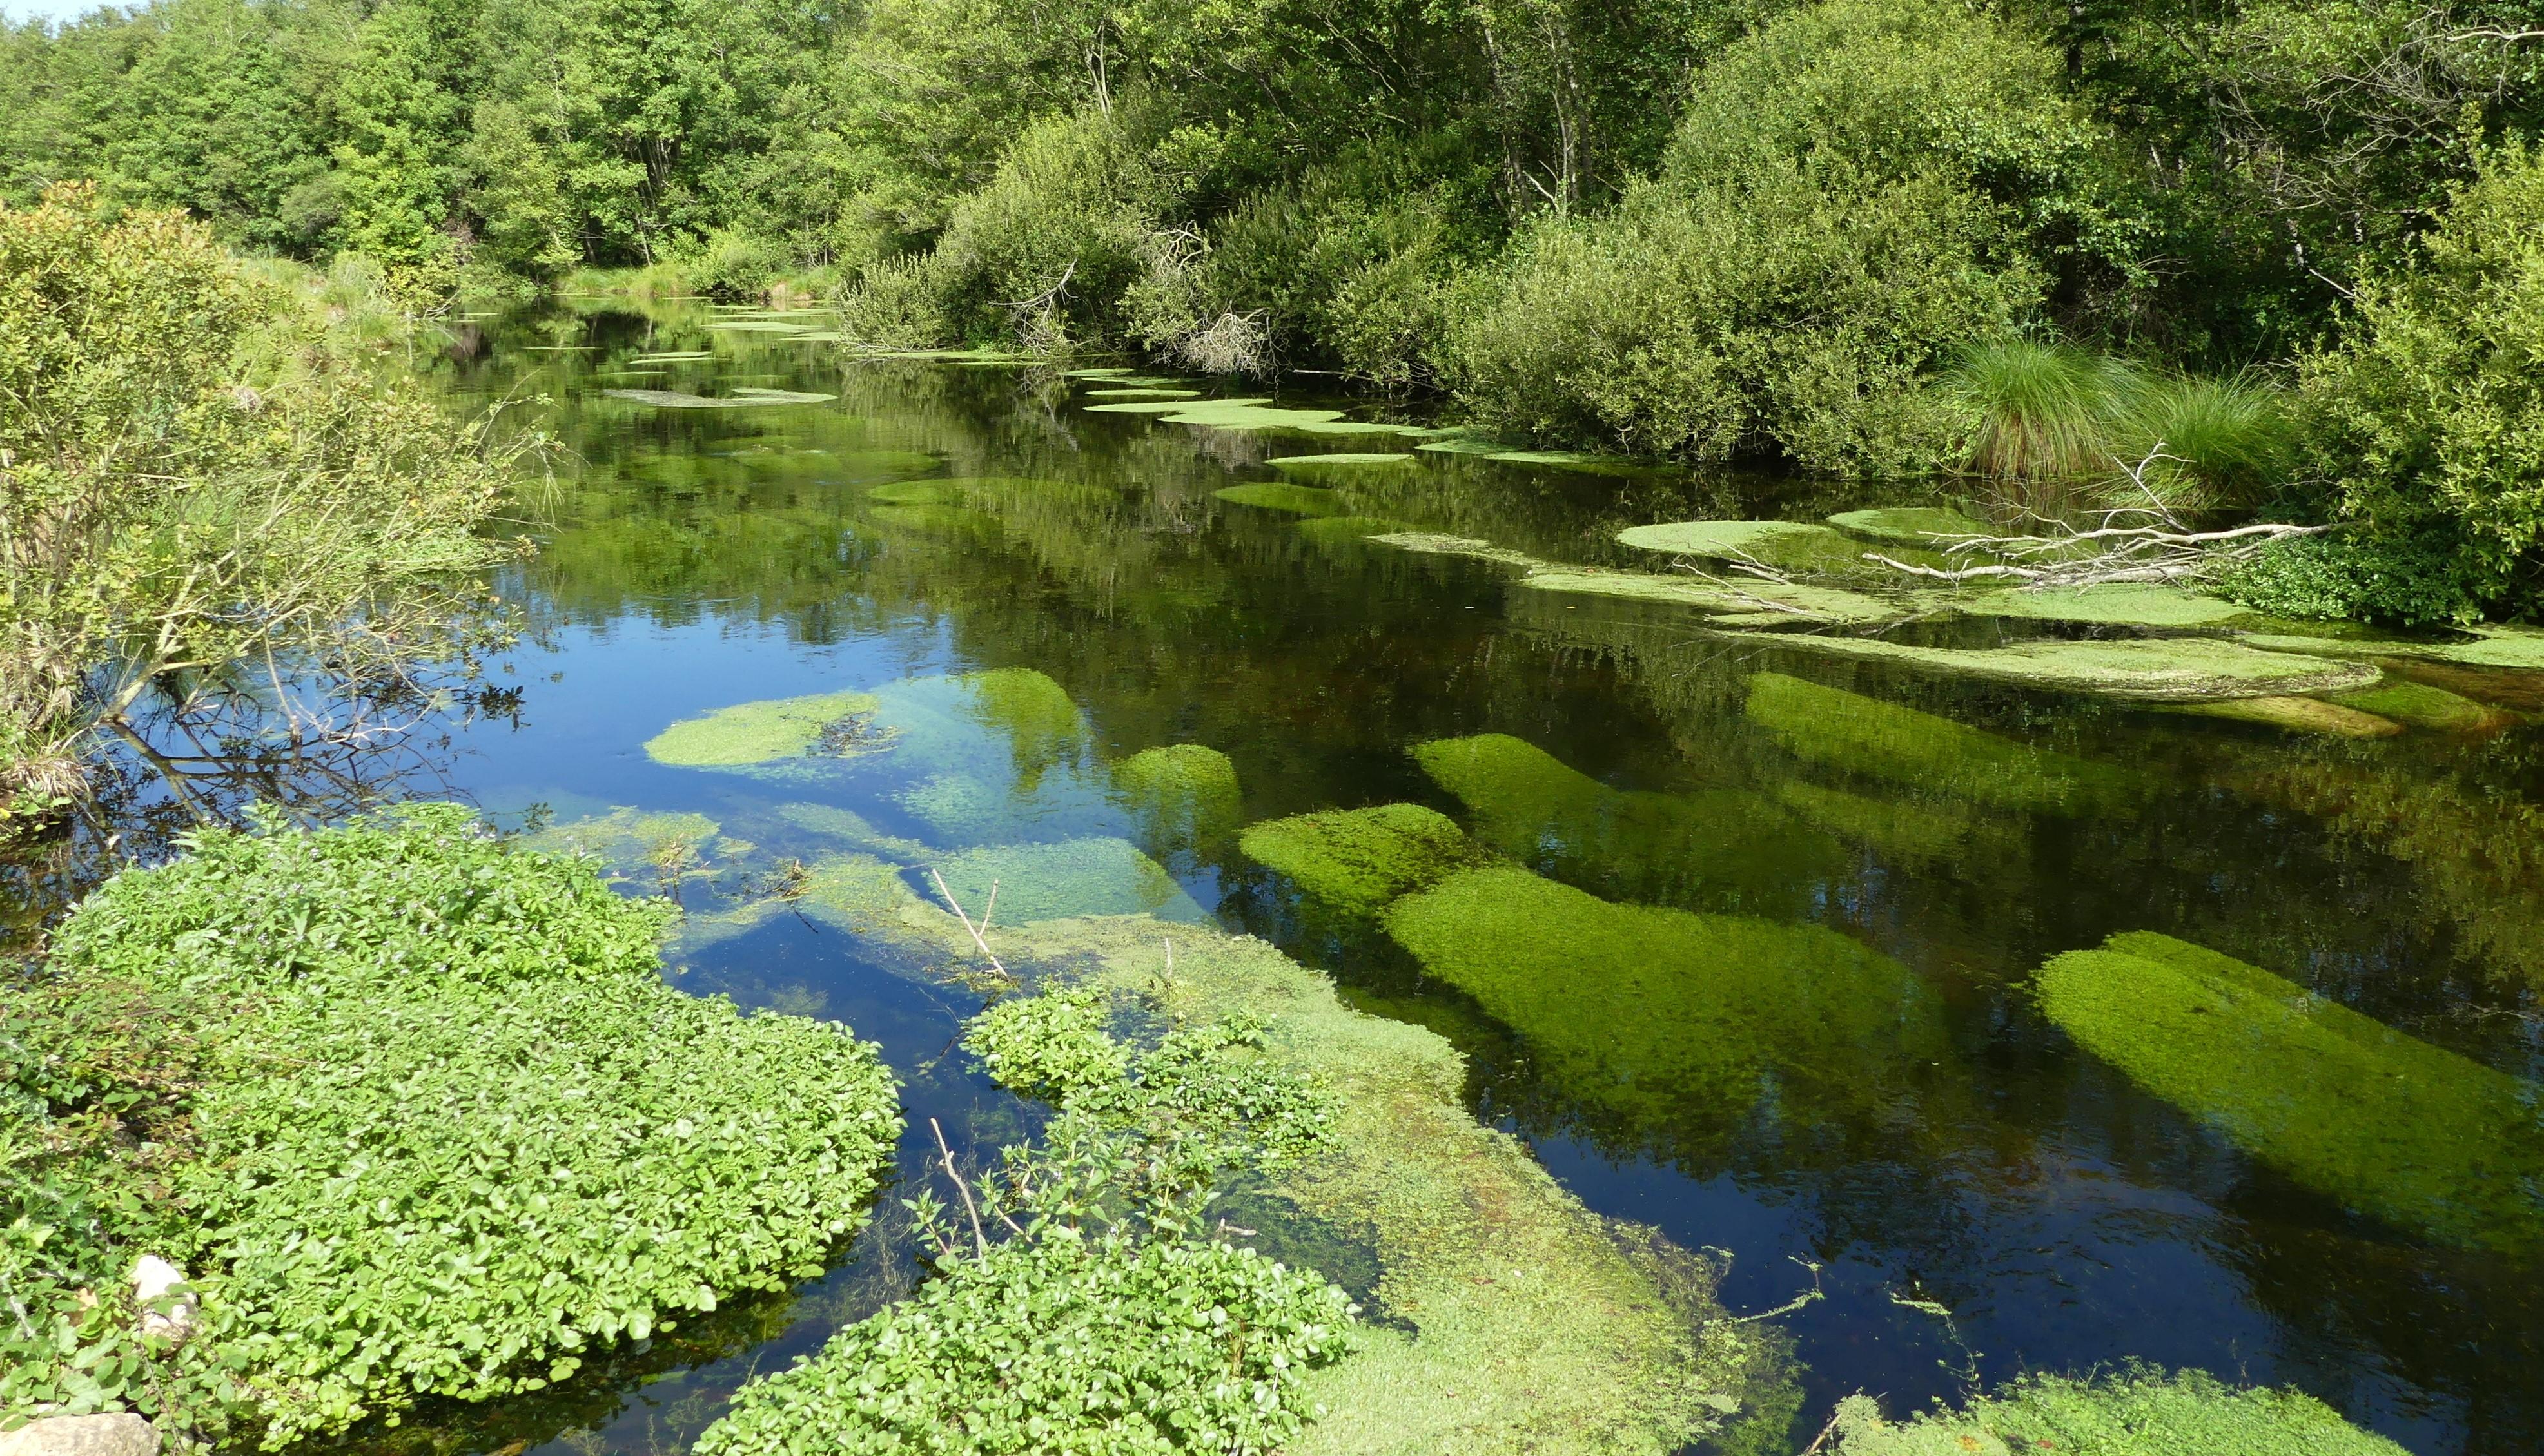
768,802,930,861
1083,387,1202,399
706,320,812,334
1825,506,1991,545
1415,435,1514,456
2322,677,2511,732
1946,583,2251,628
602,387,837,409
2035,931,2544,1251
628,351,714,364
995,915,1795,1456
1160,401,1350,430
1414,734,1850,918
1722,630,2378,701
1383,866,1942,1154
1516,569,1900,627
1747,673,2133,815
1111,744,1242,871
1367,532,1542,569
1215,481,1350,516
1294,420,1443,438
1087,396,1271,415
645,689,895,769
854,668,1120,844
1266,452,1418,478
523,806,746,884
1240,804,1478,918
917,837,1205,924
820,449,941,481
2240,625,2544,672
2177,695,2402,738
1827,1366,2411,1456
1619,519,1848,559
1296,515,1410,545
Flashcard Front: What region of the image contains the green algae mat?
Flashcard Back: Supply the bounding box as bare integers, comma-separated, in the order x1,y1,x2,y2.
2037,932,2544,1252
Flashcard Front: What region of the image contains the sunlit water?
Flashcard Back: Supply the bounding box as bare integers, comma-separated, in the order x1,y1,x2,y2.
288,302,2544,1454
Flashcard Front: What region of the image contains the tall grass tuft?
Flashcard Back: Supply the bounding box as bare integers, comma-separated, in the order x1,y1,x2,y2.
1946,339,2133,483
2112,371,2294,510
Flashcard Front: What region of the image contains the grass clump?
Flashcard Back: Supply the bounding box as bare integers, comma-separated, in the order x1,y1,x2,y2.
1829,1365,2408,1455
645,690,892,768
1384,866,1942,1155
1947,340,2129,483
1746,673,2134,813
2035,931,2544,1251
1238,803,1477,917
8,808,901,1446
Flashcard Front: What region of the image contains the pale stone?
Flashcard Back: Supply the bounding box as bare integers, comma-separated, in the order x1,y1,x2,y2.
0,1413,161,1456
129,1256,193,1340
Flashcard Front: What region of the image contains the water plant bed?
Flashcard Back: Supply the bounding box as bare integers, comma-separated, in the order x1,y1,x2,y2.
1722,629,2379,701
1825,506,1992,544
1266,452,1418,472
2242,625,2544,671
1518,568,1899,626
1746,672,2135,814
602,387,837,409
1086,396,1272,414
1216,482,1351,516
2177,695,2403,738
2036,933,2544,1251
1944,583,2252,628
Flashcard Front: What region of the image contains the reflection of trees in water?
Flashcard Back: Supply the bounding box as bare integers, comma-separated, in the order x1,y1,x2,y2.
1,668,518,944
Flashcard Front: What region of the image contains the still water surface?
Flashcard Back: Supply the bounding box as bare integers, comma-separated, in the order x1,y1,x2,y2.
337,302,2544,1454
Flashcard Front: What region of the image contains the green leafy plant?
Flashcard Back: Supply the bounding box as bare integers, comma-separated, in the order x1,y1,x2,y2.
6,807,902,1448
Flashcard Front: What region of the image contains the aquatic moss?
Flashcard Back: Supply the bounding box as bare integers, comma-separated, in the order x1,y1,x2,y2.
1828,1366,2409,1456
1948,583,2251,627
628,351,713,364
2035,931,2544,1250
997,915,1794,1456
920,836,1205,924
1724,631,2379,701
1159,402,1351,430
1366,532,1541,568
1773,779,2022,868
1086,396,1272,415
1112,744,1242,871
1618,519,1848,559
1238,804,1476,917
1516,569,1899,626
821,449,941,481
1083,387,1202,398
2177,695,2402,737
1825,507,1990,544
1383,865,1942,1152
2240,625,2544,671
1295,516,1410,545
2323,677,2509,732
602,387,836,409
645,690,892,768
864,480,958,505
1294,420,1442,438
1415,436,1513,456
1265,452,1418,476
1746,672,2133,814
1215,482,1350,516
1413,733,1850,917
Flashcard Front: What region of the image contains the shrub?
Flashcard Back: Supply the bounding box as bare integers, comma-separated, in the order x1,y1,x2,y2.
1947,340,2134,483
2218,526,2493,626
676,228,797,302
2297,142,2544,620
928,110,1164,349
6,808,902,1447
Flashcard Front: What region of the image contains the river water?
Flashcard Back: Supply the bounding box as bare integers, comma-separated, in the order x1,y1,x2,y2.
313,300,2544,1454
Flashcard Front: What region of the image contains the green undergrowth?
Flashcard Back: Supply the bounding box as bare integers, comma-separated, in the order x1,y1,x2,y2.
1413,733,1850,918
1828,1366,2410,1455
1384,865,1944,1161
1745,672,2134,815
2035,931,2544,1250
6,809,899,1447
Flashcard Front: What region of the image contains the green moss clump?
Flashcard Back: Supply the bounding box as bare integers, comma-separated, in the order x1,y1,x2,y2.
601,387,836,408
2035,931,2544,1250
923,836,1206,924
1725,630,2379,700
1829,1366,2409,1455
1774,780,2022,868
1384,865,1942,1158
1266,452,1418,477
1825,506,1990,544
1618,518,1855,564
32,809,900,1446
1296,515,1412,545
1516,569,1900,626
1746,672,2131,815
2177,694,2402,737
1086,396,1272,414
2323,677,2508,732
1366,532,1543,568
1947,583,2251,627
1112,743,1242,871
1413,733,1850,917
1216,481,1351,516
645,689,891,768
1159,402,1350,429
1239,803,1476,917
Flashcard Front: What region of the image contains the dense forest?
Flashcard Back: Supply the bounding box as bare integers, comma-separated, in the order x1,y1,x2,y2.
5,0,2541,619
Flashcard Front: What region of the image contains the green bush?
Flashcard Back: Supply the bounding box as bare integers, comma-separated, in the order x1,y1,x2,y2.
7,808,901,1447
928,110,1166,349
2218,527,2494,626
2298,142,2544,621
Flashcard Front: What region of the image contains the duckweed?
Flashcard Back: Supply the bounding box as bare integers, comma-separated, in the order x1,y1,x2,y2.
2035,931,2544,1250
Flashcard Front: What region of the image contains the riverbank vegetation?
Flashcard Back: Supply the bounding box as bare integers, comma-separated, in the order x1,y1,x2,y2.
7,0,2541,622
1,808,900,1447
0,184,529,830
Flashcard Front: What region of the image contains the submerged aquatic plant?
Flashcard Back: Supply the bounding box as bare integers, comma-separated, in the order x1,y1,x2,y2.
1745,673,2135,812
645,690,889,768
1828,1364,2408,1455
2036,931,2544,1251
1238,802,1477,917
